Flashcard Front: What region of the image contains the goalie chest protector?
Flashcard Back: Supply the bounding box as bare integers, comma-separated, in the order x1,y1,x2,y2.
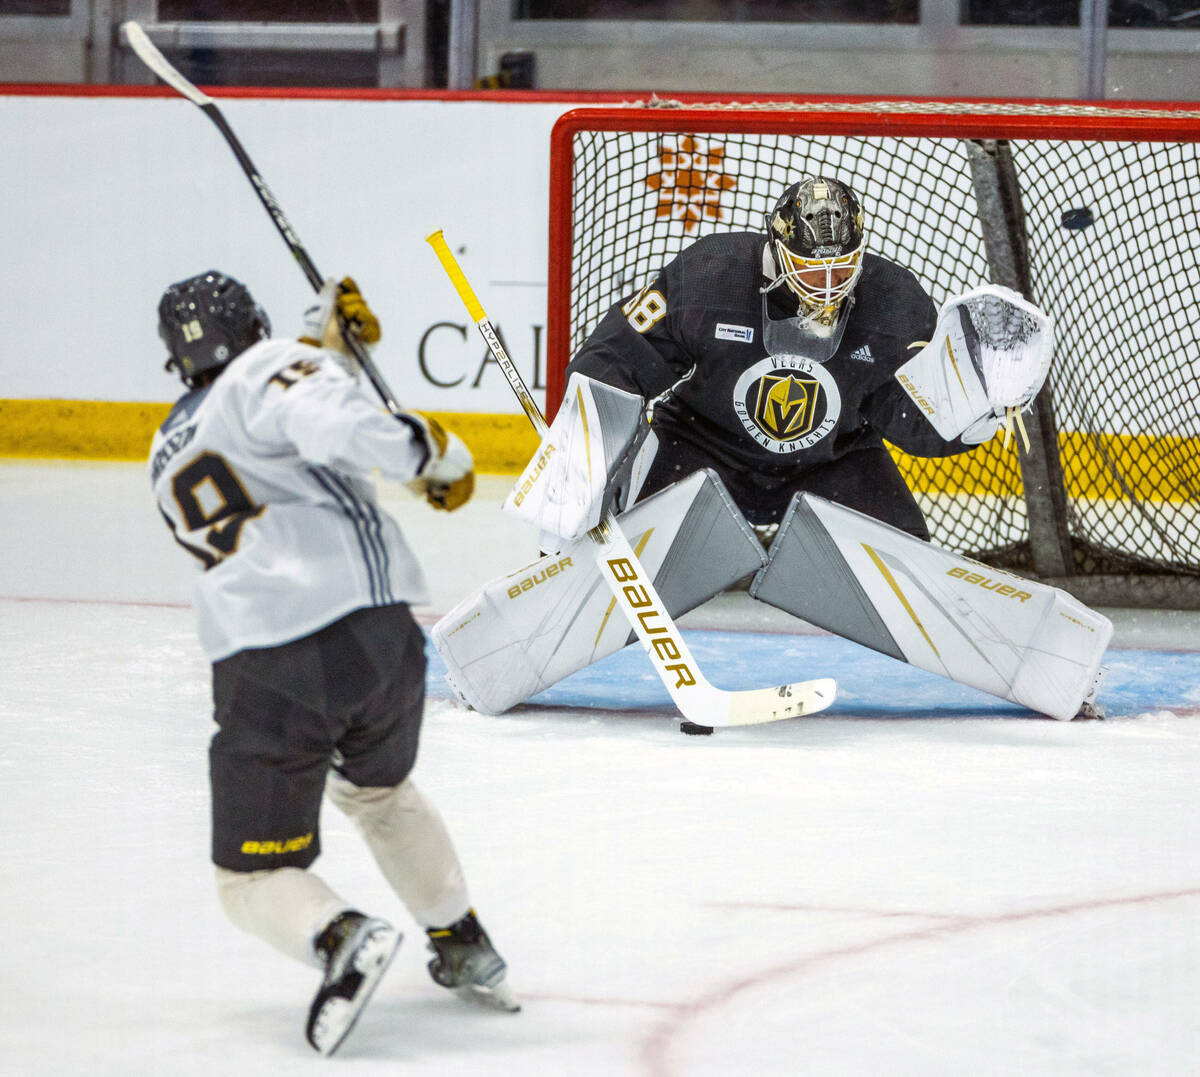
568,232,943,474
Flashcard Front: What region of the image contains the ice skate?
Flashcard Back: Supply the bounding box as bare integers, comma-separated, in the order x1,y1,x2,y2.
1074,668,1108,720
1075,697,1106,720
426,909,520,1012
307,911,401,1056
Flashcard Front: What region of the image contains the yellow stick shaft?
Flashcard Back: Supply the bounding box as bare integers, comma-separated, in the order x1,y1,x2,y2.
426,229,548,435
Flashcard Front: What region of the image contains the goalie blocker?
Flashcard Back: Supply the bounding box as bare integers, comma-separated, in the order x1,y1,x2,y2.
750,494,1111,720
503,372,645,548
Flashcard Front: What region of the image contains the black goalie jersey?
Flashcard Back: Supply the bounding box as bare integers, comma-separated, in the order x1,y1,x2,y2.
567,232,972,492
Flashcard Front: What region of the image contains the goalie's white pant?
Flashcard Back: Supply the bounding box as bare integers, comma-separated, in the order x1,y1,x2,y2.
749,493,1112,720
433,469,766,715
216,775,470,966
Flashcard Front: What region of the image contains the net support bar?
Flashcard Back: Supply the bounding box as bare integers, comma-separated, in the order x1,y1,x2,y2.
968,139,1074,579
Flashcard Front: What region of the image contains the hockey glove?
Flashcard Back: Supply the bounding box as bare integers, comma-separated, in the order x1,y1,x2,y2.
407,413,475,512
300,277,382,357
895,284,1054,452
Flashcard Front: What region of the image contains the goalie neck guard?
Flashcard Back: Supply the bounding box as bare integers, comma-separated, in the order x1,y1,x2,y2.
761,177,865,362
158,270,271,388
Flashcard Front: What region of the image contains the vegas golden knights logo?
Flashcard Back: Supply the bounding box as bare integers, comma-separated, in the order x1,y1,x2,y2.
754,373,820,440
734,355,842,454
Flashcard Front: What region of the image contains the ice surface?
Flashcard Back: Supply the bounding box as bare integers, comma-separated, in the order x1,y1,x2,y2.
1,462,1198,1076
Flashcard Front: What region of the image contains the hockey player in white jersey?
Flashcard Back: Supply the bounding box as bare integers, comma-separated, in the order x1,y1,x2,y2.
150,270,518,1056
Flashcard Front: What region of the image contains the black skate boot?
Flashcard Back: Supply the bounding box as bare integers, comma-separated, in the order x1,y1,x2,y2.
426,909,520,1012
306,911,401,1056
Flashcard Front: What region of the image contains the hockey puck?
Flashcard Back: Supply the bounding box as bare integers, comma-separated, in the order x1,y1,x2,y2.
1061,207,1095,230
680,721,714,736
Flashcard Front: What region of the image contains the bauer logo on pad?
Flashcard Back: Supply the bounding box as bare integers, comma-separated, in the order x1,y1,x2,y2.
716,323,754,343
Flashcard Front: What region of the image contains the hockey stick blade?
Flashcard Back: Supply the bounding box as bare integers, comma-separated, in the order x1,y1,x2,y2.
426,230,837,728
121,20,404,419
121,21,213,106
597,519,835,727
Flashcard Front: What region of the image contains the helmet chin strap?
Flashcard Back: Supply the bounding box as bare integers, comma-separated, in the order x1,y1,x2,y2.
803,295,843,328
759,240,786,296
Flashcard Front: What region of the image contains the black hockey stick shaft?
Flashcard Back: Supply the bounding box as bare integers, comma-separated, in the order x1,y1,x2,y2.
121,21,402,418
203,108,324,292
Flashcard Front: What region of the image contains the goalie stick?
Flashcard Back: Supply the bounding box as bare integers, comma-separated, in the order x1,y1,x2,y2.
121,20,400,418
426,230,836,731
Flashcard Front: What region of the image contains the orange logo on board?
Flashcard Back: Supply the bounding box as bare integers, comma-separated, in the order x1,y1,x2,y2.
645,136,737,233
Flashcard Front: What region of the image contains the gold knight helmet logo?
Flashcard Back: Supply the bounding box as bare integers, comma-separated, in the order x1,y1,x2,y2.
754,372,820,440
733,354,842,454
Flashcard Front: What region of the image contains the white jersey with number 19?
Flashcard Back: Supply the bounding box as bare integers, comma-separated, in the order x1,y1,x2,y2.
150,338,431,661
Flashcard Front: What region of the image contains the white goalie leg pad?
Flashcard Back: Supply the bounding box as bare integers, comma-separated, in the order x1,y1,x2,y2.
433,468,766,715
749,494,1112,720
326,772,470,929
503,372,646,546
215,866,350,968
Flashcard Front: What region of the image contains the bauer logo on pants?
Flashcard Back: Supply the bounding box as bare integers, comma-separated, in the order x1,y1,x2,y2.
733,354,842,453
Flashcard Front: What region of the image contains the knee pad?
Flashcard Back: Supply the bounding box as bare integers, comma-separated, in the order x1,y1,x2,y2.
750,492,1112,720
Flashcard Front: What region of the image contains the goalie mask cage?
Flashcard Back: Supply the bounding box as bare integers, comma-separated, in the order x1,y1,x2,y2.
547,99,1200,610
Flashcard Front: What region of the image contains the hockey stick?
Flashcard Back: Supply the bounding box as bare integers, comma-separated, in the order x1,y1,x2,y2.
121,20,402,418
426,230,836,731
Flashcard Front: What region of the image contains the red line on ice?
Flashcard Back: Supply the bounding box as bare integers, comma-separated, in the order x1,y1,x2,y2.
0,594,188,610
640,885,1200,1077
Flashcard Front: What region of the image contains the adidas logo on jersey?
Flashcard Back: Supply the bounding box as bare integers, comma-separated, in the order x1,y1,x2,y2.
849,344,875,363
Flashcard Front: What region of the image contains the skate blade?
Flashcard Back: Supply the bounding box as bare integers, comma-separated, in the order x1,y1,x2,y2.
454,979,521,1013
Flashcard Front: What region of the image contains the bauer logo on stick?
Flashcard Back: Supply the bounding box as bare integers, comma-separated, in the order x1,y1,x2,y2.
602,555,697,689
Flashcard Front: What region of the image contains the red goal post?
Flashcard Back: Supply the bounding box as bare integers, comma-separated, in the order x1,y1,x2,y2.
545,97,1200,608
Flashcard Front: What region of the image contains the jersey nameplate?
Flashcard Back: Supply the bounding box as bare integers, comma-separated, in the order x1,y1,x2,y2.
150,421,197,484
732,354,842,454
715,323,755,343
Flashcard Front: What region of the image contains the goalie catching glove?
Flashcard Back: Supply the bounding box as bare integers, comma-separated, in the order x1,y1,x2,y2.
894,284,1054,451
406,413,475,512
300,276,381,358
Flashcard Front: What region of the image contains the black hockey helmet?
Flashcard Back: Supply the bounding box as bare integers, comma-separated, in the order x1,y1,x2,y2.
765,177,865,324
158,270,270,387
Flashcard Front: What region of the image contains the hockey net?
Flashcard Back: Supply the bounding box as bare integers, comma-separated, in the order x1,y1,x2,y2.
547,99,1200,608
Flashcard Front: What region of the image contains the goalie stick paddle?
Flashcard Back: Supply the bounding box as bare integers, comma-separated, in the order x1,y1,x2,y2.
121,20,402,419
426,230,836,730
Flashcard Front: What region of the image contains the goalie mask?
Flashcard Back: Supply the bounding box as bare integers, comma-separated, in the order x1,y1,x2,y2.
158,270,270,388
762,178,865,359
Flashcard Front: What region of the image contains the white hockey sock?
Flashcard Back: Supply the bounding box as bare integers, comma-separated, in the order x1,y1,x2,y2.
326,772,471,929
215,866,350,968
